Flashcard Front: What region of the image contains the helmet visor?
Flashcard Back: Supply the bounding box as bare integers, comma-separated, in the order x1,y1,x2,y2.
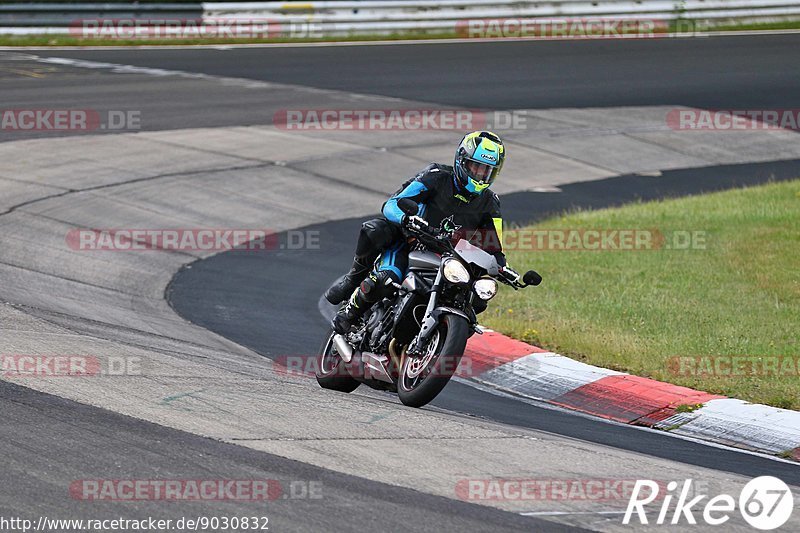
465,159,498,184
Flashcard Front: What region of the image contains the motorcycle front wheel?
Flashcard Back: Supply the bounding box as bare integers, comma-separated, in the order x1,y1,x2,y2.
315,329,360,393
397,314,468,408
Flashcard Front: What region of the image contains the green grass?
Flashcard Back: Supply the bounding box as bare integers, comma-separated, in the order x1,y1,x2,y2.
0,31,460,47
484,180,800,410
705,20,800,32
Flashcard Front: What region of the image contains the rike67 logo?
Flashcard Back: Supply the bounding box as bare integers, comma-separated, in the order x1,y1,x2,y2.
624,476,794,529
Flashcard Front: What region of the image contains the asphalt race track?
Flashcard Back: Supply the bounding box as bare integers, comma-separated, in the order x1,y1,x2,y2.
0,379,562,532
2,33,800,532
4,33,800,137
22,34,800,110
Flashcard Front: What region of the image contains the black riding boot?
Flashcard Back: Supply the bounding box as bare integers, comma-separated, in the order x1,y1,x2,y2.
324,255,372,305
331,287,372,334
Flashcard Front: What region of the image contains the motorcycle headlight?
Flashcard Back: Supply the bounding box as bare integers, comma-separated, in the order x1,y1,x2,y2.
473,278,498,301
442,258,470,284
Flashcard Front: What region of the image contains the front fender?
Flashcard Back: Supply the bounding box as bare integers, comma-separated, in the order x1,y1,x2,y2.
430,306,472,325
410,306,474,353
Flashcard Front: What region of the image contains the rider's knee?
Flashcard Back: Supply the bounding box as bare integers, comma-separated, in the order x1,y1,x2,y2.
361,218,399,249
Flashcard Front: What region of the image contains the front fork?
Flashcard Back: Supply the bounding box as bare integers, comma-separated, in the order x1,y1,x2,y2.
407,269,473,354
408,270,442,354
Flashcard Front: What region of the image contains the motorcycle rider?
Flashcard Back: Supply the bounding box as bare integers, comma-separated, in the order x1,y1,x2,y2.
326,130,519,335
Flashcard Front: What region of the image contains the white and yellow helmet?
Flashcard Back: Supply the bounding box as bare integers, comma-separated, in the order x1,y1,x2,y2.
454,131,505,198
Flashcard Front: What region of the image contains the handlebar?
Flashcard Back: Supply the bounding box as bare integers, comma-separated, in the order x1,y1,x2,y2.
403,217,541,290
497,269,526,290
404,218,454,249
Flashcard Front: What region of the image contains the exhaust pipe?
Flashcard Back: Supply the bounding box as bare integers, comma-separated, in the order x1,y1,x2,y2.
333,334,354,363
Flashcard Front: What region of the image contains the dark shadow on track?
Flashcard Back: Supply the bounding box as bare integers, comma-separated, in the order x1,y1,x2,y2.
168,159,800,484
